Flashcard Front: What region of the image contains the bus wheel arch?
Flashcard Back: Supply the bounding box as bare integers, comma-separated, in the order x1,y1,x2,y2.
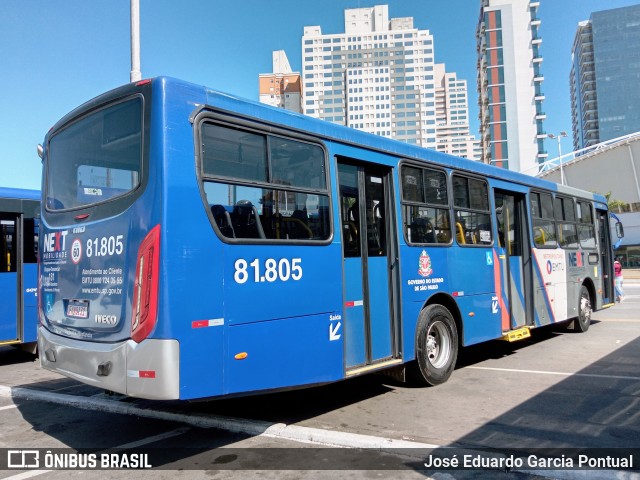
409,295,461,386
425,293,463,341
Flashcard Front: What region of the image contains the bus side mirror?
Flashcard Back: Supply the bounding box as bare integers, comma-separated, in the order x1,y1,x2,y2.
616,221,624,239
37,144,44,160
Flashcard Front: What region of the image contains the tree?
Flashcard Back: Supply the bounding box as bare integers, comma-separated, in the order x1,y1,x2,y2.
603,192,629,213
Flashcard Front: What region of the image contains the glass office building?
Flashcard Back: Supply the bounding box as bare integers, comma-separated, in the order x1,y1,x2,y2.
571,4,640,151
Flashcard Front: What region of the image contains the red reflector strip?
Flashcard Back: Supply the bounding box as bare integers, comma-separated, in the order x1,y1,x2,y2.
192,318,224,328
127,370,156,379
345,300,364,308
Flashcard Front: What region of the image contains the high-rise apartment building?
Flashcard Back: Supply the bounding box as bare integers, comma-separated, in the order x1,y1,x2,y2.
570,5,640,151
259,50,302,113
302,5,479,159
477,0,546,174
433,65,482,159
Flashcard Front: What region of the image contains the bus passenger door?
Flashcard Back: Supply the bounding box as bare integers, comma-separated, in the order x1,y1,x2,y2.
597,209,614,304
0,215,18,342
338,159,399,372
494,191,533,330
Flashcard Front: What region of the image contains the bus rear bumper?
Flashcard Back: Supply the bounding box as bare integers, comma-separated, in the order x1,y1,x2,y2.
38,326,180,400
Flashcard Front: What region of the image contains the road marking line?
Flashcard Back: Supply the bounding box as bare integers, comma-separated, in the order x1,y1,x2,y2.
1,471,50,480
599,318,640,322
49,383,89,393
115,426,190,449
0,404,18,411
467,366,640,381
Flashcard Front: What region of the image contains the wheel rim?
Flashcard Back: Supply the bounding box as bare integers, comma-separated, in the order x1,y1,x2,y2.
580,294,592,323
426,319,451,369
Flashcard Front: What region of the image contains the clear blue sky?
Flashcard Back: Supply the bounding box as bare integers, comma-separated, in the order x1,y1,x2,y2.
2,0,639,190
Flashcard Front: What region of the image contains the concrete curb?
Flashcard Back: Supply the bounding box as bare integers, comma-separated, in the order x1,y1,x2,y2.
1,384,637,479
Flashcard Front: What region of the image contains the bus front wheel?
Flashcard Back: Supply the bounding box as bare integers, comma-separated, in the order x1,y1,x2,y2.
410,304,458,386
572,285,592,333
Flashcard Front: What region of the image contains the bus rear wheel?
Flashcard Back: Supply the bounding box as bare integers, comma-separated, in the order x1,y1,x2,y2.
410,304,458,386
572,285,591,333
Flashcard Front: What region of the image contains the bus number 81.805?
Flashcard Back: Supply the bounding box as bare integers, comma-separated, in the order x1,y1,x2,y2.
234,258,303,284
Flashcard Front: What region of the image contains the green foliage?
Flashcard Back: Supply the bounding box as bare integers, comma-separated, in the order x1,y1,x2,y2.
601,192,629,213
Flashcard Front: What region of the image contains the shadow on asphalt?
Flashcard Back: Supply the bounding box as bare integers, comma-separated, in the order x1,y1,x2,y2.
0,345,37,364
6,318,640,472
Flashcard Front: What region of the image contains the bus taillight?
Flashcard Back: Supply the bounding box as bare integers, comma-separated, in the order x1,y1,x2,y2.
131,225,160,343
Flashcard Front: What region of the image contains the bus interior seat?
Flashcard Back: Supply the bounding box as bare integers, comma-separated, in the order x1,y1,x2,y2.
259,209,281,240
437,231,451,243
348,201,359,227
284,209,312,239
211,204,235,238
231,200,266,239
410,217,435,243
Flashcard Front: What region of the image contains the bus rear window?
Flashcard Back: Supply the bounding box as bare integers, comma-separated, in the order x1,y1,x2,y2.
46,98,143,211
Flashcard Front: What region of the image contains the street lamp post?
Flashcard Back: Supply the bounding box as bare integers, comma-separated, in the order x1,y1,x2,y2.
548,132,568,185
130,0,141,82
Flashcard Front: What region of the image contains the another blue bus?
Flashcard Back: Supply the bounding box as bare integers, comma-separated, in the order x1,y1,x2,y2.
0,187,39,353
38,77,622,400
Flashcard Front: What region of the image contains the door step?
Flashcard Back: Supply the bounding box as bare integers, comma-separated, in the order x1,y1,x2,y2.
346,358,403,377
501,326,531,342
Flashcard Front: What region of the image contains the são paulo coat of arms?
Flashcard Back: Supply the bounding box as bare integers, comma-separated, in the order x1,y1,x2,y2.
418,250,433,277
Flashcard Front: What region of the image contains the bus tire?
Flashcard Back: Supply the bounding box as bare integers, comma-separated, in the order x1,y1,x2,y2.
572,285,591,333
410,304,458,386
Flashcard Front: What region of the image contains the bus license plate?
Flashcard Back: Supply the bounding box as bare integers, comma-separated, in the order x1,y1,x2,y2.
66,301,89,319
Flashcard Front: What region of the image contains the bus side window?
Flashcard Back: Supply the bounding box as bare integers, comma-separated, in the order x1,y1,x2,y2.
555,197,579,248
531,191,557,248
0,219,16,272
452,174,492,246
401,165,451,245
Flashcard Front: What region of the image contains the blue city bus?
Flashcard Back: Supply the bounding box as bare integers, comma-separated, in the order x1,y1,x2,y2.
37,77,623,400
0,187,39,353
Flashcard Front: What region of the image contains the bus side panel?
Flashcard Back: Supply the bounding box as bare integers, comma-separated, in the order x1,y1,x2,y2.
532,249,567,323
225,312,343,394
0,271,17,341
453,294,502,345
222,246,343,327
531,250,555,325
22,263,38,343
164,220,226,400
399,246,449,360
566,250,590,318
152,81,228,400
449,247,500,344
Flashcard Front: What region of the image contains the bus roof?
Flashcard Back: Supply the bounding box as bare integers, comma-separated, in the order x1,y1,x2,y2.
188,77,605,206
0,187,40,201
46,76,608,208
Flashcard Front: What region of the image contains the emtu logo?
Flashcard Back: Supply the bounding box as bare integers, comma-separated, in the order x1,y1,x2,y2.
42,231,68,253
